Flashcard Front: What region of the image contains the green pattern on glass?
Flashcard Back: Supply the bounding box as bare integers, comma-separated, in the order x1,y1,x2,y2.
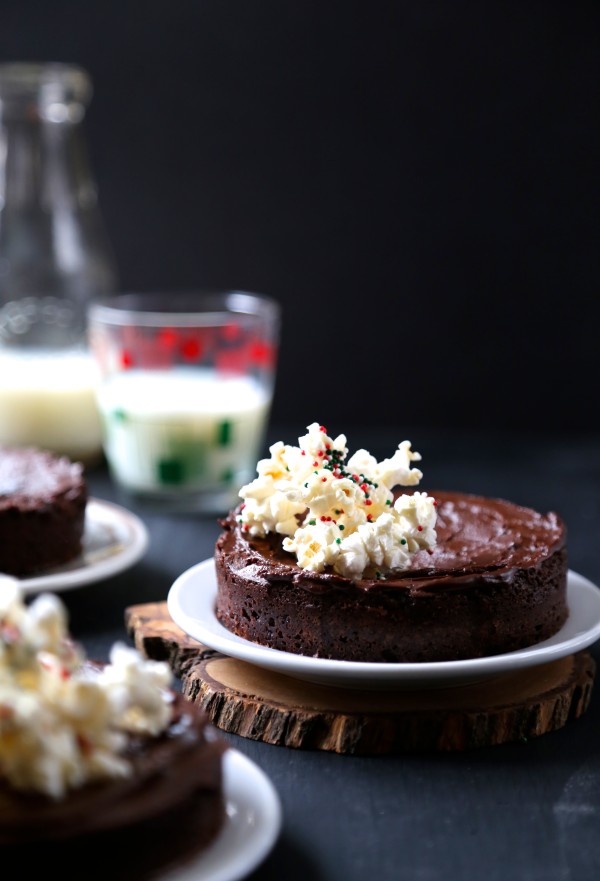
220,467,234,484
156,436,209,486
217,419,232,446
158,459,185,484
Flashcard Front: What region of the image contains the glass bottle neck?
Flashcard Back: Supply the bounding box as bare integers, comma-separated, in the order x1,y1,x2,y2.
0,62,96,208
0,114,98,210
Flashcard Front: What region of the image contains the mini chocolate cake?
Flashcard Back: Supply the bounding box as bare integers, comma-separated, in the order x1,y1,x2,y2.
0,445,87,575
1,688,228,880
0,582,229,880
215,490,568,663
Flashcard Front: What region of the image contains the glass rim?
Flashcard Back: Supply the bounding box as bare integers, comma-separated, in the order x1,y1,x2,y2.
88,290,280,328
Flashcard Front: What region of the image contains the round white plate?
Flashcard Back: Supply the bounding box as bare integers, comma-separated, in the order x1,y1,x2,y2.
164,748,281,881
167,558,600,690
7,498,149,595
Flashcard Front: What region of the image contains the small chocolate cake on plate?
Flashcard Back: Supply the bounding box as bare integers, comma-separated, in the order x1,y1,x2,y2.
214,423,568,663
0,585,227,879
0,445,87,576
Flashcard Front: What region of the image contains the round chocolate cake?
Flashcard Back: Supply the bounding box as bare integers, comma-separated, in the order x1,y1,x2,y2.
0,445,87,575
0,688,227,879
215,490,568,663
0,582,228,879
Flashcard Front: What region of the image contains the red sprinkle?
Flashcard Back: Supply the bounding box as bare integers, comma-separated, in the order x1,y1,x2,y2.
319,425,327,432
417,525,423,531
365,499,372,506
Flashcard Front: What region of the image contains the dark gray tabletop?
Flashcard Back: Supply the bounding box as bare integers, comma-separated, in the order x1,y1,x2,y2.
59,426,600,881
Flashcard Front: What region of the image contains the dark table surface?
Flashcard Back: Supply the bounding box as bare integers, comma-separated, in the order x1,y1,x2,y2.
56,425,600,881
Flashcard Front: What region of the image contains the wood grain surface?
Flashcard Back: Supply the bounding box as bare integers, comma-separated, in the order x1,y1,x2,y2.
125,600,596,755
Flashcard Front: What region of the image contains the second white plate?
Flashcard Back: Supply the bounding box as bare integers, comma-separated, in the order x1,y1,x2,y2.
164,748,282,881
167,558,600,690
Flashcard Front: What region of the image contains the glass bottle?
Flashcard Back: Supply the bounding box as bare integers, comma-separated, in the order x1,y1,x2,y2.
0,62,118,464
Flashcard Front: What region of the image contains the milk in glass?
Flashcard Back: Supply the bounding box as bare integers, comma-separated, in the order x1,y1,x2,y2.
96,368,269,496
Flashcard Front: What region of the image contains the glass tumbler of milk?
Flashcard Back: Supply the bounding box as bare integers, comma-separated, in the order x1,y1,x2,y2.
88,291,280,513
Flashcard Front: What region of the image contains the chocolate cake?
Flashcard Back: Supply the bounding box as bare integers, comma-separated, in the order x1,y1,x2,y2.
0,585,228,879
1,689,227,879
215,489,568,663
215,424,568,662
0,445,87,575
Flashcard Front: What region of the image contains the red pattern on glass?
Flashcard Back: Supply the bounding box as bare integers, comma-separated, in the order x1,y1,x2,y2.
249,339,275,368
158,328,178,348
180,337,202,361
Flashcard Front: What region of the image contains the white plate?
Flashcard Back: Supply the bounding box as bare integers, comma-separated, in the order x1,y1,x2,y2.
167,559,600,690
164,748,281,881
6,498,149,595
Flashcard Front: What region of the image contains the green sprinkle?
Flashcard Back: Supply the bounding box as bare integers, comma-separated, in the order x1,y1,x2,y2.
308,519,316,526
386,500,392,506
336,538,341,544
338,524,345,530
400,538,407,545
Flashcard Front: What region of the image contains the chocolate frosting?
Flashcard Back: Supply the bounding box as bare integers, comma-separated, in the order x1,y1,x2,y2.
218,490,566,593
0,690,226,845
0,446,85,510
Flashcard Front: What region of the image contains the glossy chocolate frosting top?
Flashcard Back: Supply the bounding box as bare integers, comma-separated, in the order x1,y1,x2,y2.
217,490,566,593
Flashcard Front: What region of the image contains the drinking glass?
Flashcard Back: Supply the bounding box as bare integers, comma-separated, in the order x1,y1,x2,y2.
88,291,280,513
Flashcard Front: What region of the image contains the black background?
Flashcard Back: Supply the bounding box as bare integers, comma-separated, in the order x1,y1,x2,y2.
3,1,599,435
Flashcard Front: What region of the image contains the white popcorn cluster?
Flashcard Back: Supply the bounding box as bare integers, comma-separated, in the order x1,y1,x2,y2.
0,580,173,799
238,422,437,579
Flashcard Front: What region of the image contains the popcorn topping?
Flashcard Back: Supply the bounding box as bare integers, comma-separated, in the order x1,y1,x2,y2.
238,422,437,578
0,580,173,799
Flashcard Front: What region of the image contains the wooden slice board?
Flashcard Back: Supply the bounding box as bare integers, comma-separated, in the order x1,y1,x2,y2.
125,601,596,755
